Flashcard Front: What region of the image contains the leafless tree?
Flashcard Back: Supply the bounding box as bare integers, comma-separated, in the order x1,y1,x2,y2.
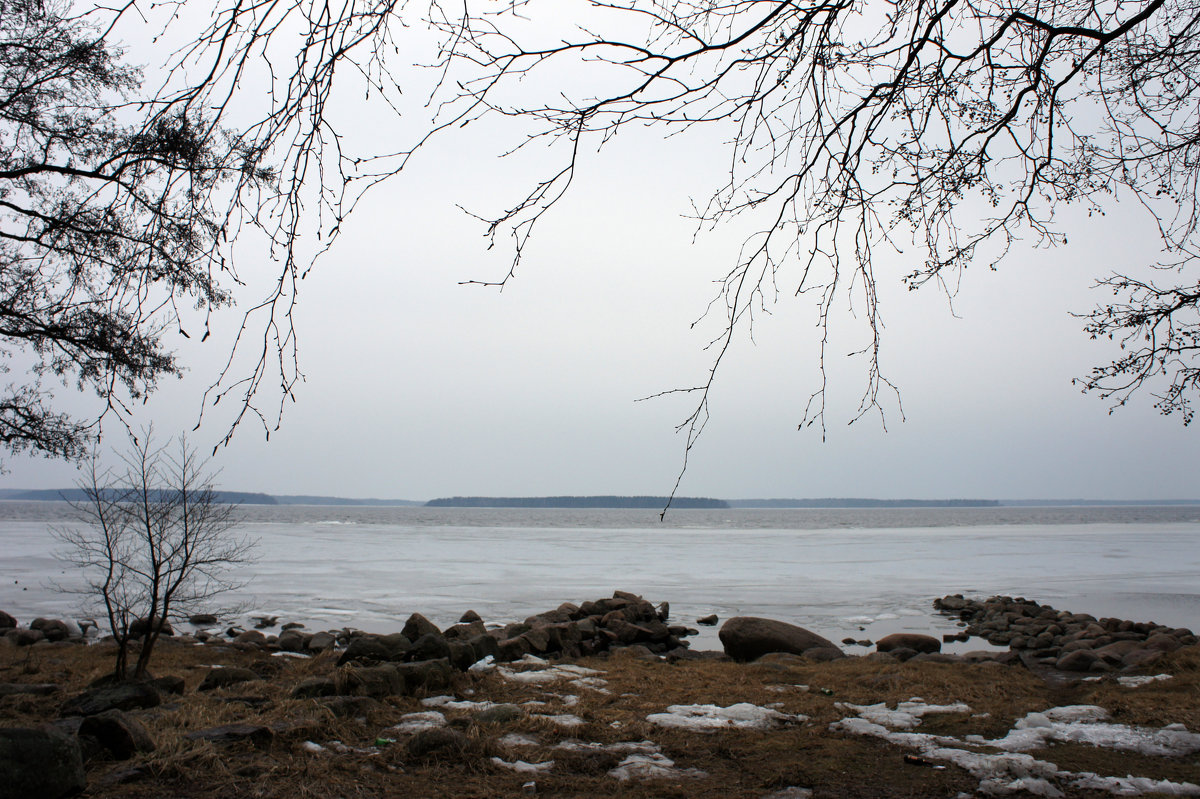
54,431,255,680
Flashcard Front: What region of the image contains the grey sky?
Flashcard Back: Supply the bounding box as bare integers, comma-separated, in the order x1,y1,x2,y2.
1,6,1194,501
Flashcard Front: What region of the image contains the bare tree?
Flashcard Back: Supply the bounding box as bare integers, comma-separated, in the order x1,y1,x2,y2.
54,431,255,680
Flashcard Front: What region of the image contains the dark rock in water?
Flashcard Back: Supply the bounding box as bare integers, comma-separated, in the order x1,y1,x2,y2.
61,682,161,717
0,610,16,630
199,667,260,692
281,622,305,631
188,614,219,626
276,629,310,653
406,727,471,759
184,724,273,748
233,630,266,646
443,620,487,640
78,710,156,760
401,613,441,642
876,633,941,654
30,618,70,642
696,614,719,626
718,616,842,662
252,616,279,629
0,726,86,799
459,609,483,624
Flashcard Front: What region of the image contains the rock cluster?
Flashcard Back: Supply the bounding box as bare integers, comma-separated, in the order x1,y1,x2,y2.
934,594,1197,672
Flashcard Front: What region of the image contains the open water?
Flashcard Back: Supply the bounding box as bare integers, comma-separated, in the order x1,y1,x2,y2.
1,502,1198,650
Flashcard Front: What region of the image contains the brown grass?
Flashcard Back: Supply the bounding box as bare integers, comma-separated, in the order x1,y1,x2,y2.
2,639,1198,798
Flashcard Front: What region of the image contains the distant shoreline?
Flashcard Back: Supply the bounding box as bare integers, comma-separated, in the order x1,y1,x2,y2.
2,489,1199,508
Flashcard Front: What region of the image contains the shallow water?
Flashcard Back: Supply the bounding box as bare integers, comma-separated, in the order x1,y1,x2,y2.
2,502,1197,651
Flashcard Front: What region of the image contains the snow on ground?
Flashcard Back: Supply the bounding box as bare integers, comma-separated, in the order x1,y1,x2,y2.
832,699,1200,797
647,702,808,731
607,752,709,781
834,699,971,730
489,757,554,773
1118,674,1174,688
386,711,446,734
420,695,495,711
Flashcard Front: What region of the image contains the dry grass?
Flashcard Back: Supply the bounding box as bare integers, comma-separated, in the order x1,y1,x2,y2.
2,639,1199,798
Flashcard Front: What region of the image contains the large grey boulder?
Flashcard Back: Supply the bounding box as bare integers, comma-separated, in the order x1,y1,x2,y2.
61,682,161,717
0,610,16,630
78,709,156,760
0,727,86,799
876,633,941,654
718,616,841,662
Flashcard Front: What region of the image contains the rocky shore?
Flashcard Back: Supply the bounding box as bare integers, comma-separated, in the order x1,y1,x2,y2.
1,593,1198,798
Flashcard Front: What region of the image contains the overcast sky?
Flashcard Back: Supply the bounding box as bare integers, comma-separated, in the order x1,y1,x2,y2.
2,7,1195,501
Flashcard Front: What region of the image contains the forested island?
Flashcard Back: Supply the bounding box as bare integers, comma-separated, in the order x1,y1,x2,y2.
424,496,730,509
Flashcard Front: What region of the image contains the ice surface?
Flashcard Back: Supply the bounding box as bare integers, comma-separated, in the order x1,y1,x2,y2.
647,703,807,731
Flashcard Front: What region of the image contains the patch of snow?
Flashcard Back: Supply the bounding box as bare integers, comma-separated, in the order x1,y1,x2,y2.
499,663,606,685
468,655,496,673
420,696,495,711
498,733,540,748
1117,674,1173,688
554,739,660,755
608,753,708,781
490,757,554,773
833,700,1200,796
388,711,446,734
647,703,807,732
271,651,310,659
300,740,325,753
534,713,586,728
569,676,611,693
834,699,970,730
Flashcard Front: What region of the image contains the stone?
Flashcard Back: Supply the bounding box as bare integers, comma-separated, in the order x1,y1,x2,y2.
9,628,44,646
276,629,309,652
338,635,392,665
876,633,941,654
317,695,382,718
0,727,86,799
409,632,451,662
188,614,219,626
198,667,260,691
184,724,273,748
61,682,161,716
128,617,174,638
406,727,471,758
0,610,16,629
718,617,842,662
394,658,454,691
459,609,483,623
401,613,441,642
443,620,487,640
30,618,70,642
307,631,337,652
337,664,405,698
1055,649,1100,672
78,710,156,760
474,703,524,724
802,646,847,662
148,675,185,695
292,677,337,699
233,630,266,646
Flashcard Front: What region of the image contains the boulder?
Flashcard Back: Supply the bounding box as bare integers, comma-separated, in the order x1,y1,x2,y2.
30,618,71,642
876,633,941,654
128,617,174,638
401,613,441,642
0,727,86,799
338,635,392,665
0,610,16,630
409,632,451,662
233,630,266,646
718,617,841,662
78,710,156,760
198,667,260,692
292,677,337,699
318,695,383,718
61,682,161,717
459,609,483,623
307,631,337,652
276,629,309,652
393,658,454,691
406,727,471,759
696,614,719,626
8,628,44,646
184,724,273,748
188,614,219,626
336,664,405,698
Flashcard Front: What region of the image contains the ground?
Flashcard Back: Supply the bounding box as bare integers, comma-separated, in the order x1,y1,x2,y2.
2,638,1198,798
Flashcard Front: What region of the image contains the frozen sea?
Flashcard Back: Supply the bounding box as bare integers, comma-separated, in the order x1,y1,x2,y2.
2,502,1198,651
